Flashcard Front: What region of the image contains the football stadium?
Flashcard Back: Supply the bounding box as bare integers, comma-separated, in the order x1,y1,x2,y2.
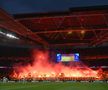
0,0,108,90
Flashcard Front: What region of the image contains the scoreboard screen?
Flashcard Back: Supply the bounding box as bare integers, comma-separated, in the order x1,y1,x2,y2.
56,53,79,62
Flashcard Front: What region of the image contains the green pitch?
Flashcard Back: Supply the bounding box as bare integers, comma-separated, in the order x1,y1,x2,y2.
0,82,108,90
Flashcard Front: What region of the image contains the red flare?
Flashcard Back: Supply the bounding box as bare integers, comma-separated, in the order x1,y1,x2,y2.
10,50,102,80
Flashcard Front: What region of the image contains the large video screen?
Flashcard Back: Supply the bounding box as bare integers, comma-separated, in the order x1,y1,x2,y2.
56,53,79,62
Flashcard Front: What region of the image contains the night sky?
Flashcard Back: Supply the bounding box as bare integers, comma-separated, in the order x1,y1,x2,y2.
0,0,108,14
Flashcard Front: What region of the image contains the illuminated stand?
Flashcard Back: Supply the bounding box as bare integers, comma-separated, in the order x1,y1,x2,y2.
10,53,104,82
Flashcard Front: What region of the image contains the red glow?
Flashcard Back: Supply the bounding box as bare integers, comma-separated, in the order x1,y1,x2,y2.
11,50,102,80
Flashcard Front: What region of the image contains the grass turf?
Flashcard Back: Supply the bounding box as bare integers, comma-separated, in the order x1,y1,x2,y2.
0,82,108,90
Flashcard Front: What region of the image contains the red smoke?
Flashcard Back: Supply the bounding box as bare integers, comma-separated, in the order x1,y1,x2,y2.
11,50,101,80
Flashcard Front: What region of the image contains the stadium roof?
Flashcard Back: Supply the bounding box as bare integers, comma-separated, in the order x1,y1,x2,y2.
14,5,108,47
0,3,108,48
